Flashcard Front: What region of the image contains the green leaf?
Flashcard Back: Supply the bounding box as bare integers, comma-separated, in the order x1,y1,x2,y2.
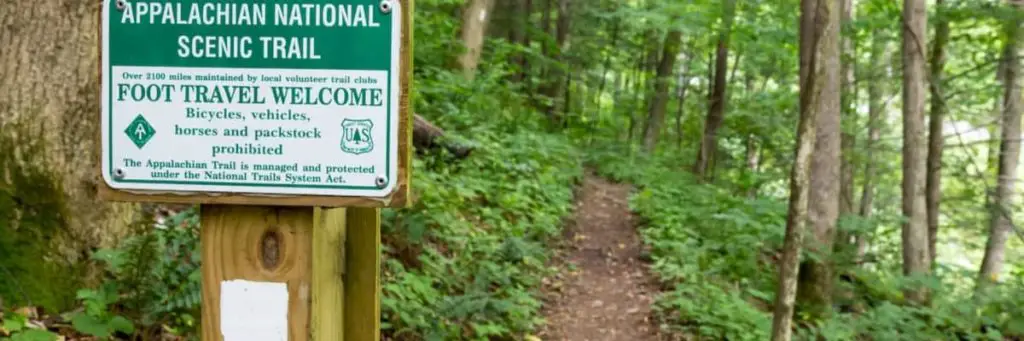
71,313,111,339
9,330,58,341
108,316,135,334
2,314,27,333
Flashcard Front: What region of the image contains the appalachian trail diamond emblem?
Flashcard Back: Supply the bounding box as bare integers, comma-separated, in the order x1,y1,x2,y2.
341,119,374,155
124,114,155,149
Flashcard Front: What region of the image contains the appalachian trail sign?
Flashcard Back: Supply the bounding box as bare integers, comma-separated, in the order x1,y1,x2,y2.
100,0,412,207
98,0,413,340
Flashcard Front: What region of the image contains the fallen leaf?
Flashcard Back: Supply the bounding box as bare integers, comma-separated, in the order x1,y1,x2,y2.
15,307,37,319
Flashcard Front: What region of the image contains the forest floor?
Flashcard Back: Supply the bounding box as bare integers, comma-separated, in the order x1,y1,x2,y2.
538,172,660,341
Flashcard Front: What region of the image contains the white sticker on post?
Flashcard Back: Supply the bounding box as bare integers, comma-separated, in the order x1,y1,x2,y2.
220,280,289,341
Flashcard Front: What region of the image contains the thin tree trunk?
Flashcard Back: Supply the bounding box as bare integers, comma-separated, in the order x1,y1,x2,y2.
746,135,760,198
595,20,620,103
458,0,497,79
979,4,1023,286
796,0,843,320
729,50,744,87
541,0,553,57
856,39,886,260
543,0,573,123
515,0,533,83
771,0,837,339
562,73,572,124
901,0,931,304
693,0,738,179
642,30,684,152
627,58,645,144
987,39,1009,195
926,0,950,266
676,51,695,149
839,0,856,216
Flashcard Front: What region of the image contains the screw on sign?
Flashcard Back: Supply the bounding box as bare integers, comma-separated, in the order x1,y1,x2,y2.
97,0,413,340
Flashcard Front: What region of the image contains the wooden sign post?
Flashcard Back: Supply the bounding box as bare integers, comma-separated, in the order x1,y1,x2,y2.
98,0,413,340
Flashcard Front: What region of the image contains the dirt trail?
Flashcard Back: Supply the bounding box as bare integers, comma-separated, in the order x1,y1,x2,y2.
539,173,659,341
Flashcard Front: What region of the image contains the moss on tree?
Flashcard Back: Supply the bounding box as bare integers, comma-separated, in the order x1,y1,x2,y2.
0,122,85,311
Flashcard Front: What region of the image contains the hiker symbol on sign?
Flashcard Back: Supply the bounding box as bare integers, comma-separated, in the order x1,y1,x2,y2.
341,119,374,155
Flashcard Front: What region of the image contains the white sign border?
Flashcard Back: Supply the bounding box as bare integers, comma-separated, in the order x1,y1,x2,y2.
100,0,403,198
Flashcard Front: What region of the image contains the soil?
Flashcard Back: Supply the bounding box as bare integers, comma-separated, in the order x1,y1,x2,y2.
539,172,660,341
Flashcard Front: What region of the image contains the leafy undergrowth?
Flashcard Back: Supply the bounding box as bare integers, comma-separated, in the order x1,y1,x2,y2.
587,144,1024,341
381,133,580,340
380,68,583,340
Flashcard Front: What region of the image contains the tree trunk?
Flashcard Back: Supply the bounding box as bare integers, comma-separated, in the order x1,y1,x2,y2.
542,0,573,123
771,0,837,339
676,51,695,149
796,0,843,321
642,30,684,152
626,58,645,144
0,0,139,306
746,135,760,198
839,0,856,216
458,0,497,79
693,0,738,179
412,114,474,158
541,0,553,56
514,0,533,83
979,5,1023,286
856,39,886,261
901,0,931,304
926,0,950,266
595,20,620,106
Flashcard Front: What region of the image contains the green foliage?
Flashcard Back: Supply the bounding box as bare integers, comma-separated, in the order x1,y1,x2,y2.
381,71,582,339
68,285,135,339
589,141,1024,340
654,283,771,341
69,208,201,339
589,145,779,339
1,312,58,341
379,6,584,335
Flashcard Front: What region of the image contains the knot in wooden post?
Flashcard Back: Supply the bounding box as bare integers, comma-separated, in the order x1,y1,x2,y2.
260,229,282,270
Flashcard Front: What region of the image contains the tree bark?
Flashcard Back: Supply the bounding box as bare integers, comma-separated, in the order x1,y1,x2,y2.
771,0,837,339
796,0,843,321
901,0,931,304
693,0,738,179
595,20,620,105
856,39,886,261
412,114,474,159
458,0,497,79
676,51,695,149
541,0,553,55
0,0,138,274
839,0,856,216
514,0,533,83
642,30,684,152
542,0,573,123
746,135,760,198
979,4,1023,286
627,58,645,144
926,0,950,266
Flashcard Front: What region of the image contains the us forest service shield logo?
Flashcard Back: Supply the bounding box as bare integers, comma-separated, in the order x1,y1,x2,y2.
341,119,374,155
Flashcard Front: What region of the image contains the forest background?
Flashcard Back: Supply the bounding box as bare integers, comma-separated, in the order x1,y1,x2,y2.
1,0,1024,340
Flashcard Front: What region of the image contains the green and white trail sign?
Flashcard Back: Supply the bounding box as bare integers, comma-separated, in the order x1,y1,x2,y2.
101,0,402,197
